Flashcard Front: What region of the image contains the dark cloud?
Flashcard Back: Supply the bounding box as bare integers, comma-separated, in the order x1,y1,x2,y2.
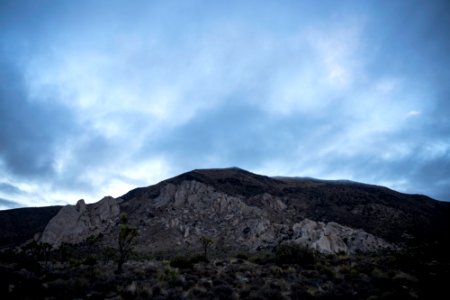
0,57,79,180
0,182,24,195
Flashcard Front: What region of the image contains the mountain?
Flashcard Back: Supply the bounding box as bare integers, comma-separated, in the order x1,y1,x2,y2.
4,167,444,257
2,168,450,299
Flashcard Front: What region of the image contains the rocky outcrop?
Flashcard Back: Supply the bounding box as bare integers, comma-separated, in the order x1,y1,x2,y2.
4,167,449,255
40,196,120,247
121,180,395,255
289,219,394,254
37,173,397,254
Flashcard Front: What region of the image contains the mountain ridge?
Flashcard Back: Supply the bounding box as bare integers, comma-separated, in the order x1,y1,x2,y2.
118,168,449,246
1,168,449,258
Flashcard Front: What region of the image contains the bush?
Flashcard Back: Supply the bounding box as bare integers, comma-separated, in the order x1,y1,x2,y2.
170,255,207,269
189,254,208,264
158,264,179,281
316,263,336,278
236,253,249,260
170,256,193,269
248,251,274,265
82,256,97,266
275,244,315,266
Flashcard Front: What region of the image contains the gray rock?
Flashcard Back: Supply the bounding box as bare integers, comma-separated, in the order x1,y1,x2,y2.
289,219,392,254
40,178,396,254
40,196,120,247
122,180,395,255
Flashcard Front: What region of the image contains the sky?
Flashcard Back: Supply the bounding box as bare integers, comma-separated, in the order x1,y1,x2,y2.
1,0,450,209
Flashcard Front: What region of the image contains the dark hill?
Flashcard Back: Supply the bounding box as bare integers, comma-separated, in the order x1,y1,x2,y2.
0,206,61,248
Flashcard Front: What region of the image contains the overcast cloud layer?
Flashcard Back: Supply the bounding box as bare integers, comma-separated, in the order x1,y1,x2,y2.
1,0,449,209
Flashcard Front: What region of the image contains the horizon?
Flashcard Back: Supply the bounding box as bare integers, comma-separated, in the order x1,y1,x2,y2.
0,166,443,210
1,0,450,209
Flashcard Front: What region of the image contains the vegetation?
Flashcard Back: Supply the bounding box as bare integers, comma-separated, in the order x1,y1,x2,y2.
199,235,213,260
1,243,448,299
274,243,315,266
117,214,138,273
170,255,206,269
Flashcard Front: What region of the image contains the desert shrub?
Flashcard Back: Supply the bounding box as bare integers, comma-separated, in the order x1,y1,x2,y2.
239,289,251,298
158,261,179,281
215,260,226,267
189,254,207,264
270,265,284,277
275,244,315,266
58,242,75,263
259,285,285,300
248,251,274,265
170,255,207,270
21,240,52,264
16,255,42,272
81,256,97,266
100,246,117,262
236,253,249,260
211,284,234,300
371,267,388,280
170,256,193,269
189,287,207,298
316,263,336,278
0,248,21,263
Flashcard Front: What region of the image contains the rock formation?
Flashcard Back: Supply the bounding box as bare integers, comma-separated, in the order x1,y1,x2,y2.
289,219,394,254
27,167,449,256
118,179,394,255
40,196,120,246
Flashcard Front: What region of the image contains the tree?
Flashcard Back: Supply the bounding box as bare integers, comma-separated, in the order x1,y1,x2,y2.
117,214,138,273
200,235,213,260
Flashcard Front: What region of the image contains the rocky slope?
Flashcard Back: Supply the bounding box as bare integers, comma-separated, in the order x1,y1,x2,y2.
33,168,449,256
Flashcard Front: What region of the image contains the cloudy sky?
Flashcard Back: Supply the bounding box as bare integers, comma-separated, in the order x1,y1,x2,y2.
1,0,449,209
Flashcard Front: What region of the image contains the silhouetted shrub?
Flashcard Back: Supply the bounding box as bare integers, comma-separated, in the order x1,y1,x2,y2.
170,255,207,269
275,244,315,266
17,255,42,272
316,263,336,279
248,251,274,265
189,254,207,264
170,256,193,269
82,256,97,266
212,284,234,300
236,253,249,260
158,262,179,281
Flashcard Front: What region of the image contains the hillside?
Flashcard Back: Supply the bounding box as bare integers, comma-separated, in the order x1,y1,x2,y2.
1,168,450,299
29,168,449,257
119,168,450,248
